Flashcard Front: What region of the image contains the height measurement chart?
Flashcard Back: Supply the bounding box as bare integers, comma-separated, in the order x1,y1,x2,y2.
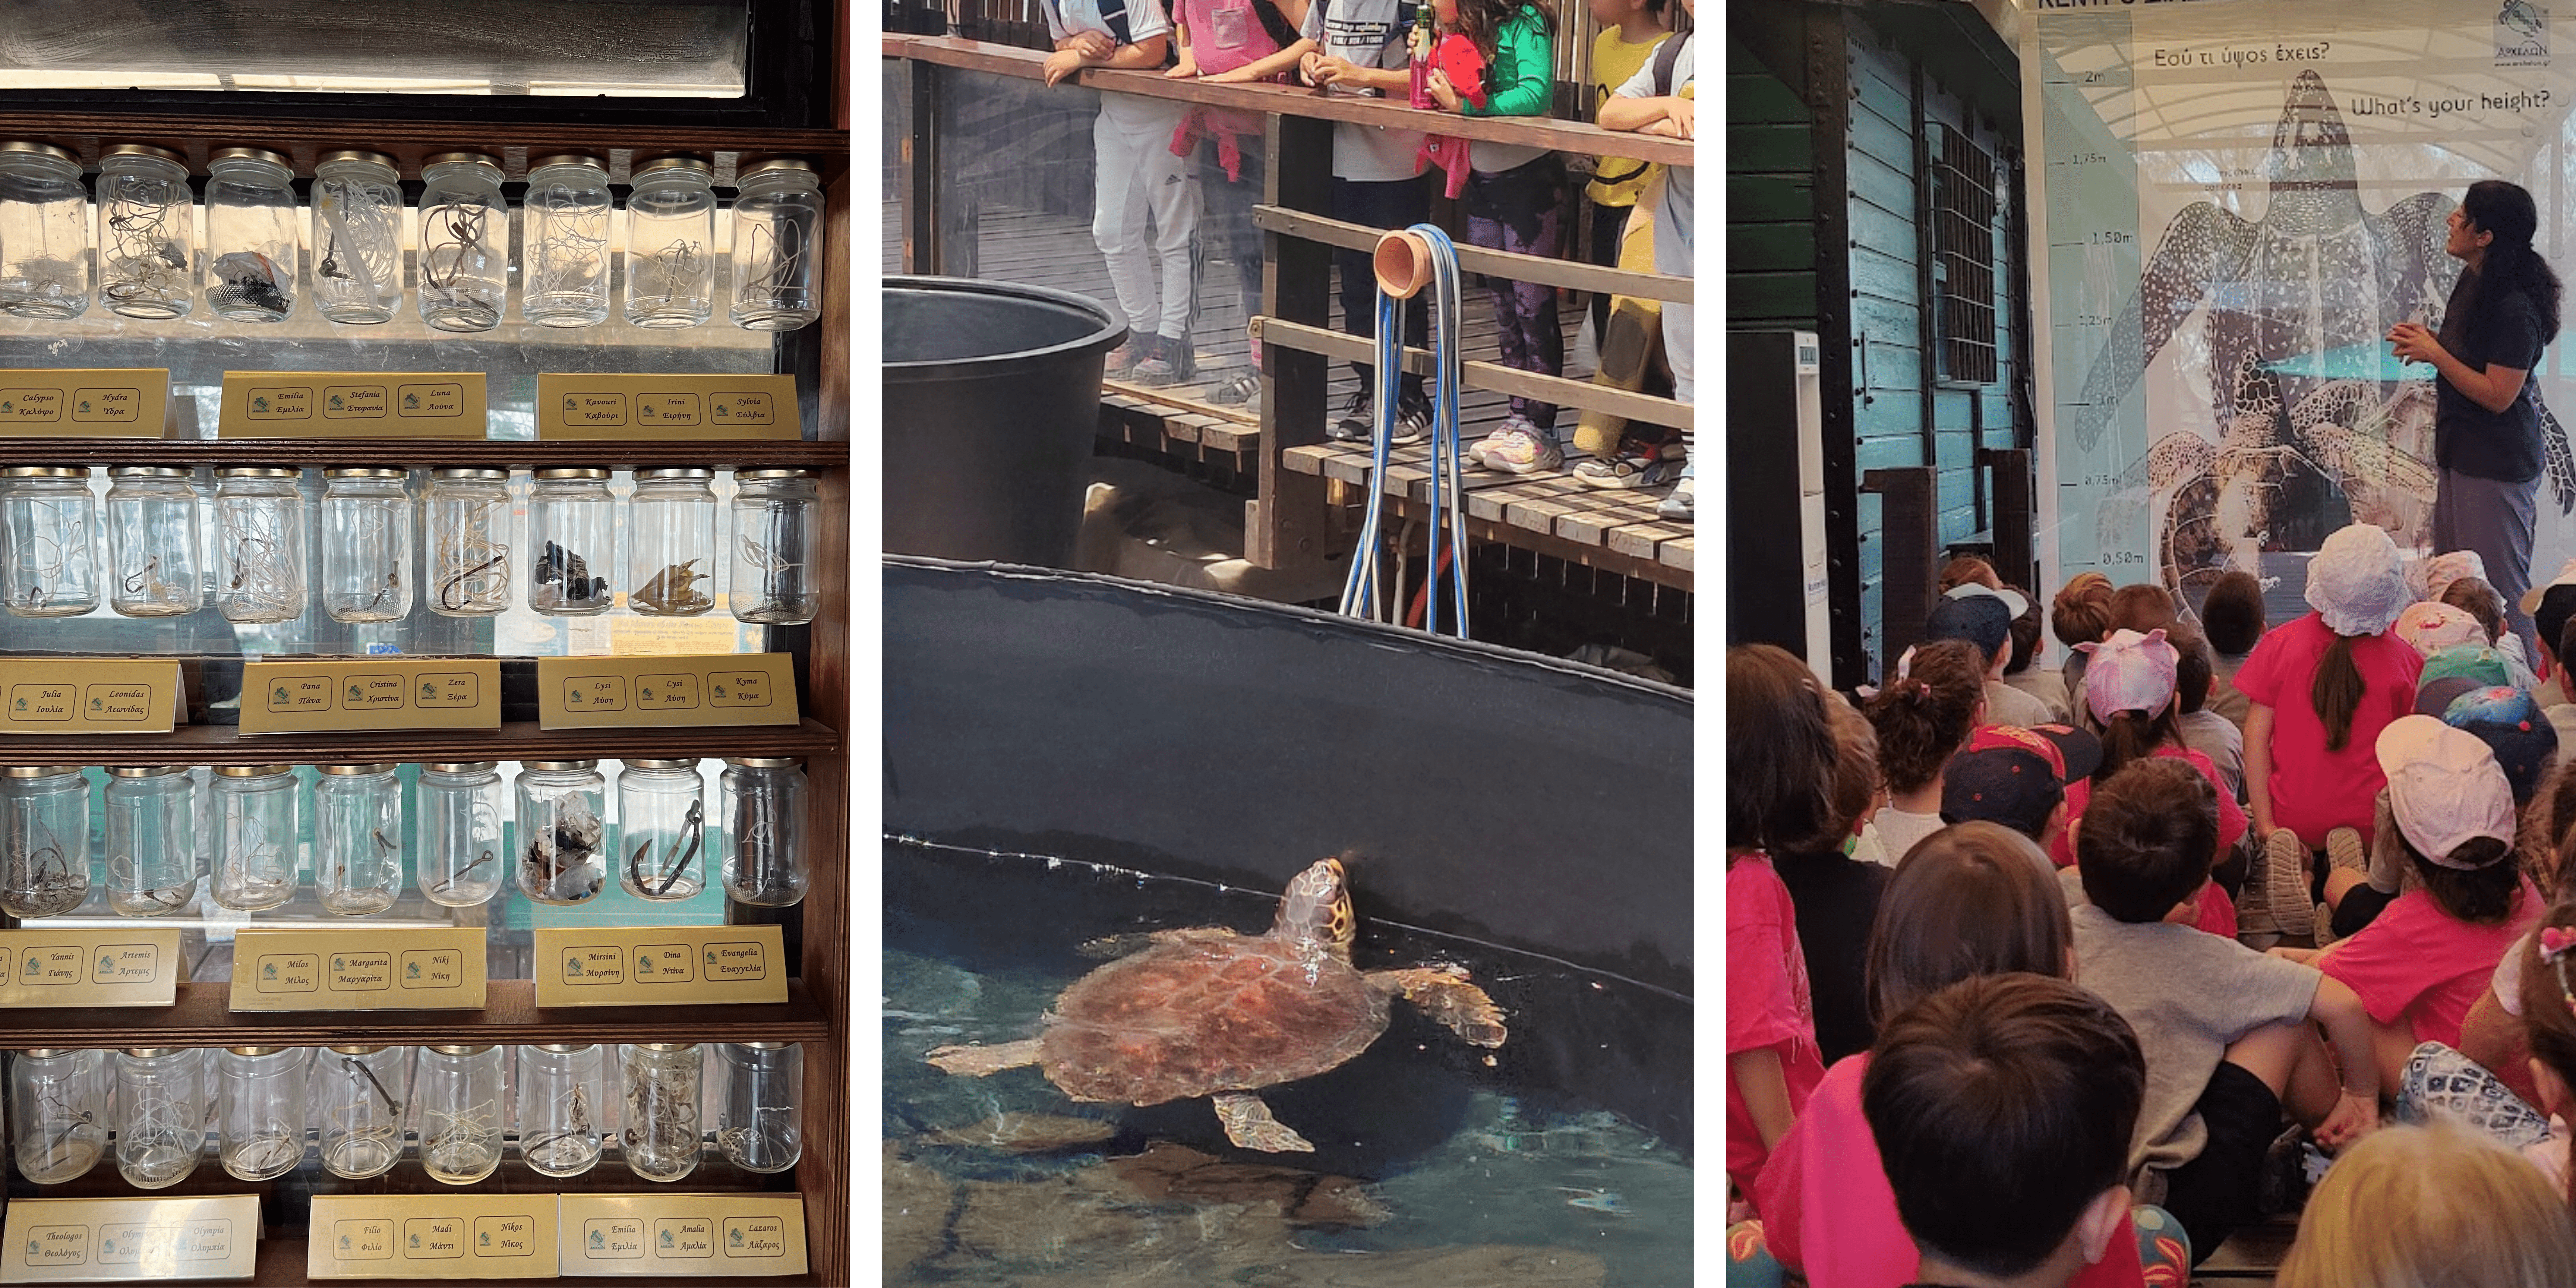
2024,0,2576,601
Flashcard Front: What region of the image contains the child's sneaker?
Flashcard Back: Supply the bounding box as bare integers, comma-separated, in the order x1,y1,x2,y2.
1327,391,1373,443
1131,334,1195,386
1104,338,1142,377
1575,436,1686,489
2326,826,2365,877
2264,829,2315,940
1208,370,1262,407
1481,418,1564,475
1386,396,1432,447
1656,464,1694,523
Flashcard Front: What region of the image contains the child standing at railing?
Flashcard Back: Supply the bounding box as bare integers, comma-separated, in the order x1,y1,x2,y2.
1597,0,1692,520
1424,0,1569,476
1166,0,1314,408
1302,0,1437,445
1582,0,1664,340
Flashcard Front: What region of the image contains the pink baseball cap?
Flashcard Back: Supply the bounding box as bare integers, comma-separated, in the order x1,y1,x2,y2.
2375,714,2518,866
2077,628,2179,718
2423,550,2490,602
2395,602,2488,657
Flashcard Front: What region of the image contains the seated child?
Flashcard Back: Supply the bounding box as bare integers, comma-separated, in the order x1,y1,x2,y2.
1725,645,1834,1197
1862,640,1988,865
2197,569,2268,730
2276,1121,2576,1288
2053,629,2245,939
2053,572,2118,732
2443,574,2542,688
1940,723,2101,861
2002,583,2075,723
1925,584,2055,729
2170,620,2245,801
1774,693,1890,1064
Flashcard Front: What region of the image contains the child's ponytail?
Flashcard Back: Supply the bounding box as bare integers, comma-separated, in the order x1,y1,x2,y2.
2094,706,2183,785
2312,634,2368,752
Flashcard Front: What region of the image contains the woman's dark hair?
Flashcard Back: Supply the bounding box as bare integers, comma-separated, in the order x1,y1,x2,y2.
1864,822,2071,1025
2442,576,2510,644
2313,632,2368,753
1456,0,1556,65
2461,179,2564,343
1728,644,1835,853
2200,570,2268,656
2004,584,2043,677
2108,583,2179,635
2053,573,2116,650
1864,641,1988,795
2400,828,2525,925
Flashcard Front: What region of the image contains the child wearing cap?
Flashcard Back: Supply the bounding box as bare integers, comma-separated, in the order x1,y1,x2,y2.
2052,629,2247,939
1862,640,1988,865
1941,722,2099,861
1774,694,1890,1064
1927,584,2055,729
2198,569,2269,731
2071,758,2381,1262
1726,645,1834,1197
2241,523,2425,941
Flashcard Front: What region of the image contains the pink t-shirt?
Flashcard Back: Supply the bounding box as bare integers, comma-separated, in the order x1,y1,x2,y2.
1729,853,1825,1192
2320,880,2542,1050
2233,613,2422,846
1753,1055,2151,1288
1172,0,1286,76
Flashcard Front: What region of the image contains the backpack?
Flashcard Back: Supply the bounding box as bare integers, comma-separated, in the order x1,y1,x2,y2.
1651,28,1689,97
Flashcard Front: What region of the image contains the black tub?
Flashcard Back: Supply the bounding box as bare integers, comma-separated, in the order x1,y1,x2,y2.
881,277,1127,566
883,558,1697,1149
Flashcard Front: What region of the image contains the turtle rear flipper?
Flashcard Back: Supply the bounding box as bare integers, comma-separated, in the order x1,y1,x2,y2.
1374,965,1508,1048
926,1039,1042,1077
1214,1092,1314,1153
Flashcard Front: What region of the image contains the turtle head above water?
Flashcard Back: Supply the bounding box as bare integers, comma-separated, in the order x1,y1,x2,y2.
1272,855,1356,958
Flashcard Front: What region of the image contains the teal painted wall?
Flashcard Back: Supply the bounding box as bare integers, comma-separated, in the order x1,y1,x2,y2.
1727,34,1813,330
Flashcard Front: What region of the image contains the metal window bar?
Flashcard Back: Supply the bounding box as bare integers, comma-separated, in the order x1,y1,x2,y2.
1931,120,2000,389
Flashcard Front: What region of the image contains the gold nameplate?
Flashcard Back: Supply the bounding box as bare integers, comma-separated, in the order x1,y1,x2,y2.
531,926,788,1007
0,1195,261,1283
0,929,182,1008
534,374,799,440
554,1195,806,1278
0,660,183,734
307,1194,555,1281
534,653,797,730
0,369,170,438
230,928,486,1012
237,657,501,735
217,372,487,439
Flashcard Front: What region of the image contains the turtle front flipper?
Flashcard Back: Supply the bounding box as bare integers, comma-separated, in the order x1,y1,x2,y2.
1213,1091,1314,1153
926,1038,1042,1077
1374,965,1508,1048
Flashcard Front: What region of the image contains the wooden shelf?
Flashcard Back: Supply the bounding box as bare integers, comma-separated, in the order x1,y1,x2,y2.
0,439,849,471
0,717,841,767
0,979,831,1048
0,119,850,184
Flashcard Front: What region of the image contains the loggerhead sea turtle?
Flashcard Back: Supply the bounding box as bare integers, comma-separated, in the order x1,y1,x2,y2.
924,856,1508,1153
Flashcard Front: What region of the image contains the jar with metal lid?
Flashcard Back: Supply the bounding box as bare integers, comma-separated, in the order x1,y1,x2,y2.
714,1042,802,1173
313,1045,408,1180
517,760,605,905
730,468,820,624
620,1042,702,1183
203,146,296,322
523,154,610,328
105,467,203,618
516,1043,604,1177
618,759,705,901
313,763,401,916
105,765,198,917
424,468,511,617
625,155,716,328
114,1048,205,1189
721,758,807,907
628,468,716,616
0,466,100,619
214,1046,309,1182
415,1044,505,1184
211,764,299,912
11,1048,107,1184
0,767,90,919
319,468,413,623
311,150,403,324
418,761,504,907
212,467,306,624
731,157,823,331
0,141,92,320
416,151,506,332
528,468,613,615
96,143,193,321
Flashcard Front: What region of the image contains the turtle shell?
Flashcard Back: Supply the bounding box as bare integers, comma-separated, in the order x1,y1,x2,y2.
1037,934,1390,1106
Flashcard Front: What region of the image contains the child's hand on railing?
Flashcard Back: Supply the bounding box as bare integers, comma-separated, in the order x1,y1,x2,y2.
1636,97,1692,140
1043,48,1090,85
1424,68,1462,112
1304,53,1361,88
1166,49,1201,78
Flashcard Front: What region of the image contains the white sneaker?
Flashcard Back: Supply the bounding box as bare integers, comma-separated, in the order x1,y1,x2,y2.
1656,466,1695,523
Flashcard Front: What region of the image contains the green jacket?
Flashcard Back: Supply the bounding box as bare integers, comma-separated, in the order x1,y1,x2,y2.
1460,7,1553,119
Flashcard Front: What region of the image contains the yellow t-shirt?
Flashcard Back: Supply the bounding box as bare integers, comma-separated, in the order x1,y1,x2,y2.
1587,26,1664,207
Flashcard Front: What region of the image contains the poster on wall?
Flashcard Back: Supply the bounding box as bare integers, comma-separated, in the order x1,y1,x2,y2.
2024,0,2576,613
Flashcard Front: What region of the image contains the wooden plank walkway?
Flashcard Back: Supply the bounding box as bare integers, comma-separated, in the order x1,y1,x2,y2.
1283,439,1690,588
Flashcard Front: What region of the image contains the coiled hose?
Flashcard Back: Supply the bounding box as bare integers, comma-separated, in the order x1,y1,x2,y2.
1339,223,1469,638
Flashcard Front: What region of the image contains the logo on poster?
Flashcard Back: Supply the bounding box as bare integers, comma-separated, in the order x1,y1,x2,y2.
2498,0,2549,66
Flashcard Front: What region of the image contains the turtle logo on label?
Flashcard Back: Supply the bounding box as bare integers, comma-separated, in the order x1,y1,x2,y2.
2500,0,2550,65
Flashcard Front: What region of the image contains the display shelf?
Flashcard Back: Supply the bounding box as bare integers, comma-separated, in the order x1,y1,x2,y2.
0,718,842,768
0,979,831,1049
0,117,851,183
0,439,850,471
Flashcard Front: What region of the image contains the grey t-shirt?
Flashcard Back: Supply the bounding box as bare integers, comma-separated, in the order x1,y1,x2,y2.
1870,806,1945,866
1983,678,2055,729
2070,904,2322,1202
1298,0,1424,181
2179,709,2247,800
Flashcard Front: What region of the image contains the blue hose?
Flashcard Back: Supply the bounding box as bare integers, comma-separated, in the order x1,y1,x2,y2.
1340,224,1469,638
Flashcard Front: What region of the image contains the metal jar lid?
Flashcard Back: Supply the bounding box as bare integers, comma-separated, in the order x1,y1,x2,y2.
529,153,607,174
3,766,83,778
102,142,186,166
627,1042,698,1053
322,467,407,480
622,758,697,770
524,760,599,772
316,149,397,173
430,468,509,482
423,761,499,774
729,1042,796,1051
737,157,818,182
736,468,818,482
107,765,190,778
18,1049,76,1058
325,1045,389,1056
121,1048,183,1058
530,1043,596,1054
533,468,610,481
422,151,501,173
2,466,85,478
426,1044,495,1056
107,466,191,479
214,466,297,478
208,146,289,169
224,1046,288,1057
0,141,76,164
318,763,397,776
633,154,713,179
634,467,714,481
215,764,296,778
724,758,801,769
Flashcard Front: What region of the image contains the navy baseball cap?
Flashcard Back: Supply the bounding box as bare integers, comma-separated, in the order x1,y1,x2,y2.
1941,745,2067,840
1924,595,2013,663
2444,685,2560,804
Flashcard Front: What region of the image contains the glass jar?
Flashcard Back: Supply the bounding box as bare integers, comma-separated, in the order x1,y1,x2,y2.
730,469,820,625
203,147,297,323
211,764,299,912
313,1045,408,1180
528,468,613,615
114,1048,205,1190
96,143,193,321
311,150,402,325
714,1043,802,1173
212,467,306,624
517,760,605,905
628,468,716,616
105,766,198,917
625,155,716,328
105,467,203,618
416,151,506,332
523,154,611,328
617,760,706,901
424,468,511,617
721,759,807,908
415,1044,505,1185
516,1044,605,1178
1,767,90,919
11,1048,107,1184
0,466,101,619
620,1043,702,1183
731,158,823,331
319,468,413,623
214,1046,309,1182
417,762,504,907
313,763,401,916
0,141,92,320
